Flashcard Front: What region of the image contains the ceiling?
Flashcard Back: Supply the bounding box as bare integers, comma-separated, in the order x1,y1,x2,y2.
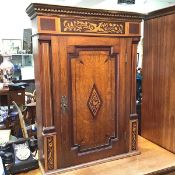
30,0,175,13
0,0,175,43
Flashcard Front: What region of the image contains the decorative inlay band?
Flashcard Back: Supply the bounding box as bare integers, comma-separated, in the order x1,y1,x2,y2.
131,121,137,151
47,136,54,170
87,84,102,118
61,18,125,34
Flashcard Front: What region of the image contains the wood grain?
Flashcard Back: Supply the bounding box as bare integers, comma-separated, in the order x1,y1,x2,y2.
142,7,175,153
71,49,116,150
40,41,53,128
27,3,142,172
19,136,175,175
60,37,129,167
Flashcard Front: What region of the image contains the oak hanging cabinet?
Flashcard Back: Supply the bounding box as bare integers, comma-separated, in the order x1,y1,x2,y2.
26,3,143,173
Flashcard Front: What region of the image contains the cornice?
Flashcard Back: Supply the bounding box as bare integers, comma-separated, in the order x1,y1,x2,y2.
26,3,145,22
146,5,175,20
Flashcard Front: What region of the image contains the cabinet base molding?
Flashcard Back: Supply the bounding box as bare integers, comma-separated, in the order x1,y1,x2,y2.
39,151,140,175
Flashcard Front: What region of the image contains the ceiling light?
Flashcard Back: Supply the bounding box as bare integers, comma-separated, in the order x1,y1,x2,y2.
118,0,135,4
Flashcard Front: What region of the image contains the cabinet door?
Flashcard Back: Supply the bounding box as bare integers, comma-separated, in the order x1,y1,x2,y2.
59,36,129,167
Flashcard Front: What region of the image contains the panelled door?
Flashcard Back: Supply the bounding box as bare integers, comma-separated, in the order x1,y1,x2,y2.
59,36,130,167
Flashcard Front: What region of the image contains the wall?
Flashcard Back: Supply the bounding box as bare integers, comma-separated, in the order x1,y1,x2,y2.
1,0,174,54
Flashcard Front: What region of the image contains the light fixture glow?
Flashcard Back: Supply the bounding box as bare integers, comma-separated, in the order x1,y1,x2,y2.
118,0,135,4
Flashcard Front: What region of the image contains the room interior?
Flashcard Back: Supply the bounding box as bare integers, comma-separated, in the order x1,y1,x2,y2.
0,0,175,175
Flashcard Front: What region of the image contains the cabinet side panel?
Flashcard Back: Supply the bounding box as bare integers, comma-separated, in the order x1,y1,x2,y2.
32,36,45,167
142,13,175,153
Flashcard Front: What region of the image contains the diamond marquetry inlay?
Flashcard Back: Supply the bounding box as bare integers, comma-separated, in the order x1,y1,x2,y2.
87,84,102,118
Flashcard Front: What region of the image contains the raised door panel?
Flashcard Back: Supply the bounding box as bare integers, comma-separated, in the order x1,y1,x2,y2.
70,48,116,152
59,36,129,167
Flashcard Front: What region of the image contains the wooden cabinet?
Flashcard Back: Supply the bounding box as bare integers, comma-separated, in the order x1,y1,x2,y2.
26,3,143,173
142,6,175,153
0,88,25,107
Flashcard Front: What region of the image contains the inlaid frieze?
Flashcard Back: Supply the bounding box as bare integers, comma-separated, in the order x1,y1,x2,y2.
61,18,125,34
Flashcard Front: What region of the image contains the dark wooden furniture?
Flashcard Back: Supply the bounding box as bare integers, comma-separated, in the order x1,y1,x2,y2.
13,79,35,93
0,87,25,107
25,102,36,125
26,3,143,173
142,6,175,153
5,112,20,137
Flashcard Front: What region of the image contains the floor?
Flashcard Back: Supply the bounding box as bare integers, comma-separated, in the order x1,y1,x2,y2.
19,136,175,175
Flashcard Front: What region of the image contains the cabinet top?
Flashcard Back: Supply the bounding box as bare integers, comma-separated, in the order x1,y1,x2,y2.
146,5,175,20
26,3,144,22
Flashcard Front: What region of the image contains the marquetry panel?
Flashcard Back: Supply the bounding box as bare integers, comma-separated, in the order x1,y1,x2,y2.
60,18,125,34
87,84,103,119
44,134,57,171
129,119,138,151
32,16,142,36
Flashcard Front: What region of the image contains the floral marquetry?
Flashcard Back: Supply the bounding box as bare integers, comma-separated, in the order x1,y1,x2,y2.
61,18,125,34
87,84,102,119
47,136,54,170
131,120,138,151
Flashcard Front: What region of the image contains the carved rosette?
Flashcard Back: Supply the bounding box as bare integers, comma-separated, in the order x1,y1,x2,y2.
131,120,137,151
61,18,125,34
47,136,54,170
